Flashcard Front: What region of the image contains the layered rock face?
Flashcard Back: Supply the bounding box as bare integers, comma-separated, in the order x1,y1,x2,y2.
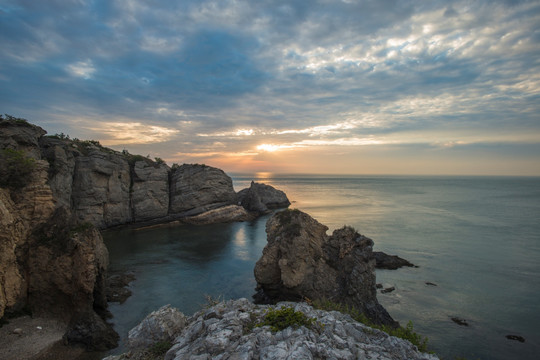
169,163,237,216
254,209,396,325
0,119,116,349
131,160,170,221
105,299,438,360
238,181,291,214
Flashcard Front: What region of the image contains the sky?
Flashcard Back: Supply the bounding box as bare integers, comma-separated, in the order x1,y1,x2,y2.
1,0,539,176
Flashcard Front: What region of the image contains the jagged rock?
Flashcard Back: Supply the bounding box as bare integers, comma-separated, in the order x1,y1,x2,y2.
110,299,438,360
107,272,136,304
131,160,170,221
254,209,396,326
238,181,291,213
373,251,416,270
506,334,525,342
63,310,119,351
128,305,187,350
169,164,237,216
0,118,45,159
183,204,254,225
451,317,468,326
72,150,132,228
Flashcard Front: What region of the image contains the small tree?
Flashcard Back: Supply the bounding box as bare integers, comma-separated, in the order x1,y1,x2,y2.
0,148,36,189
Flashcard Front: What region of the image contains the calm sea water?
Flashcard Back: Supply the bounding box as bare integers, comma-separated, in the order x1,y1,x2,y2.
103,175,540,360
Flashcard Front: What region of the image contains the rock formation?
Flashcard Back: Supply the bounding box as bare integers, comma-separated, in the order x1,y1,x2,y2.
169,163,237,217
1,116,291,352
373,251,416,270
0,118,116,350
104,299,438,360
238,181,291,214
254,209,396,326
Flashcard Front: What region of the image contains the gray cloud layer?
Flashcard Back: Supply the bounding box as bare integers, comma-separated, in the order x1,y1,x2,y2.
1,0,539,174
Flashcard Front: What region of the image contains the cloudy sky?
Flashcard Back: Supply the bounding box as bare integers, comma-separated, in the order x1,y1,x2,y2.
1,0,539,175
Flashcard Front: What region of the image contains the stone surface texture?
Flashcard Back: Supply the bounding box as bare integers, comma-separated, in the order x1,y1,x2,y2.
238,181,291,214
169,163,237,216
0,119,117,350
131,160,170,221
105,299,438,360
254,209,396,325
127,304,187,349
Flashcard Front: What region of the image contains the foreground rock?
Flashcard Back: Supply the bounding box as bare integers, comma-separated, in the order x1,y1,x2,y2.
238,181,291,214
254,209,396,326
106,299,438,360
374,251,416,270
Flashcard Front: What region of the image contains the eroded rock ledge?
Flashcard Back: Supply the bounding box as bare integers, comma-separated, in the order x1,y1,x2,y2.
105,299,438,360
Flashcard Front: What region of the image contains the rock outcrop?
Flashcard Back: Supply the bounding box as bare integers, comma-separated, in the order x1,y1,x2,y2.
105,299,438,360
0,118,117,350
238,181,291,214
169,164,237,217
254,209,396,326
374,251,416,270
131,160,170,221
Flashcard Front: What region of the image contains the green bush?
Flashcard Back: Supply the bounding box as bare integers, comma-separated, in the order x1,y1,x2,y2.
0,148,36,189
256,306,315,332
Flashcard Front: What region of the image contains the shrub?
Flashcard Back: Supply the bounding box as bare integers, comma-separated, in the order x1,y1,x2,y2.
256,306,315,333
0,148,36,189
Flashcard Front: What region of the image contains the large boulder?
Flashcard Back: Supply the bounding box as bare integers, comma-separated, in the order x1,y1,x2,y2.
254,209,396,326
131,160,170,221
127,304,187,350
238,181,290,214
169,164,237,216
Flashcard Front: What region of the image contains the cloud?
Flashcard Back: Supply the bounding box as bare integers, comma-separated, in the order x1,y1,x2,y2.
0,0,539,174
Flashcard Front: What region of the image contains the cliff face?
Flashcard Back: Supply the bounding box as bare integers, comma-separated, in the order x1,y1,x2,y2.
254,209,396,326
0,119,117,349
40,135,241,229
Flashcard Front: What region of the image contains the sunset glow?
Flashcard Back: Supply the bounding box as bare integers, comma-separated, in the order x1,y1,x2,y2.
1,1,539,175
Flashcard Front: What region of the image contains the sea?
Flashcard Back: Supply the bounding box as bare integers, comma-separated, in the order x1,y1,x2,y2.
103,174,540,360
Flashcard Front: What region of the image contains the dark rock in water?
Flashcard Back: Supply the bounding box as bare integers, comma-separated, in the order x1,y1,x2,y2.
63,311,119,351
373,251,415,269
506,334,525,342
451,317,469,326
107,272,136,304
254,209,397,326
376,283,383,289
425,282,438,286
238,181,290,214
381,286,395,294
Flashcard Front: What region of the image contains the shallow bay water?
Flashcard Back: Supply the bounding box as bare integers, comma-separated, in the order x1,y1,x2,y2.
104,175,540,359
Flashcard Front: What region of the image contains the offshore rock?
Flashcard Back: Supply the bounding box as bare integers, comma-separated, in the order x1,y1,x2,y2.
238,181,291,214
131,160,169,221
106,299,438,360
169,164,237,216
254,209,396,326
374,251,416,270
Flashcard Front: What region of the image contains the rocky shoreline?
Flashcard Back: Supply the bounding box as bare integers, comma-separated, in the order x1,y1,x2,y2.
1,116,423,359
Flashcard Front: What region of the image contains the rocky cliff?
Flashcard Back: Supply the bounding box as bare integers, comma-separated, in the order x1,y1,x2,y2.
0,117,290,351
0,118,117,350
105,299,438,360
254,209,396,326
